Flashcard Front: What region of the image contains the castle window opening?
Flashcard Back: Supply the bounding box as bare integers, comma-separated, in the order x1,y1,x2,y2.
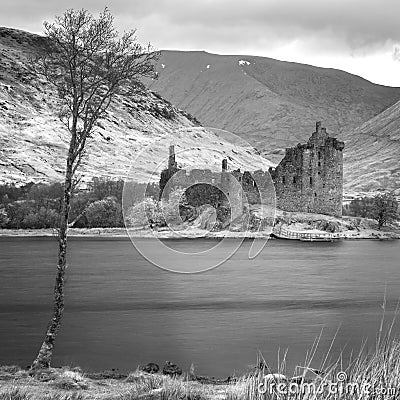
293,176,296,184
310,177,312,185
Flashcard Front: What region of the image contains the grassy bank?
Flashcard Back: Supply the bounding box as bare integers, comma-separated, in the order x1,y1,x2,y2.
2,334,400,400
0,366,227,400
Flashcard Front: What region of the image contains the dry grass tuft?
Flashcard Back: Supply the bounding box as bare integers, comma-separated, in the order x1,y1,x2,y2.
159,378,214,400
0,387,30,400
47,369,87,392
226,317,400,400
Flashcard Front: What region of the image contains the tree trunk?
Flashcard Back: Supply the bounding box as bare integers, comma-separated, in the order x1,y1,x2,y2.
31,152,74,370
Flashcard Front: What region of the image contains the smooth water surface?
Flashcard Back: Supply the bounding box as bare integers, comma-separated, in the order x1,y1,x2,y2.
0,237,399,376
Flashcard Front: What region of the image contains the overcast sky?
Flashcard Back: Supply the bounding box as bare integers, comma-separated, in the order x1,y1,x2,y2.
1,0,400,86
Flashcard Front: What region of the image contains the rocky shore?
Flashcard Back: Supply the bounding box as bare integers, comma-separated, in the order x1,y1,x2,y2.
0,228,399,240
1,212,399,241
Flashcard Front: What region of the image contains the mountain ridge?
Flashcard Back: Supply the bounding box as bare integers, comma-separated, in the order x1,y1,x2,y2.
160,49,394,87
148,50,400,155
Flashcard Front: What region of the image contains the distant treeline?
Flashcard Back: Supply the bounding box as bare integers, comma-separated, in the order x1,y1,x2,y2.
0,179,398,229
343,193,399,228
0,178,159,229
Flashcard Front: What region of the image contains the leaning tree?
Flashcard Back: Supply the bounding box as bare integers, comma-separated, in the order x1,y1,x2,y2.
31,8,158,369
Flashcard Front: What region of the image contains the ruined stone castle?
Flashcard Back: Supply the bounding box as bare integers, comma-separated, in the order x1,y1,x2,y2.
159,122,344,217
270,121,344,217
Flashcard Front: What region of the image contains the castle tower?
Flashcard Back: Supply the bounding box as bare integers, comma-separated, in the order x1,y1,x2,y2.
270,121,344,217
311,121,328,143
220,158,229,195
222,158,228,172
168,144,177,170
159,144,179,200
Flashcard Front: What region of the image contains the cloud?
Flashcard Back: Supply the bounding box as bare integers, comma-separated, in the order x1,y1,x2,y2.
119,0,400,53
2,0,400,50
1,0,400,85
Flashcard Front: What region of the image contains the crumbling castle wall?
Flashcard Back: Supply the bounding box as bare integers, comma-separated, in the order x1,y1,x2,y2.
159,121,344,218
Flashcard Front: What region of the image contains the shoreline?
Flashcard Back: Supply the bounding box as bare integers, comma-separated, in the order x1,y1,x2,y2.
1,331,400,400
0,227,399,240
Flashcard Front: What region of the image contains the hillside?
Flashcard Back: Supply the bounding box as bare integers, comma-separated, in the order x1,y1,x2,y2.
0,28,273,185
1,30,399,196
148,51,400,162
344,99,400,195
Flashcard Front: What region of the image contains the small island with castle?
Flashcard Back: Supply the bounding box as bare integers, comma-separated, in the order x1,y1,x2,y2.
155,121,355,240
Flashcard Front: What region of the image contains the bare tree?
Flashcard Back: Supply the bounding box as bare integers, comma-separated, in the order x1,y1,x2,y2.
30,8,158,369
